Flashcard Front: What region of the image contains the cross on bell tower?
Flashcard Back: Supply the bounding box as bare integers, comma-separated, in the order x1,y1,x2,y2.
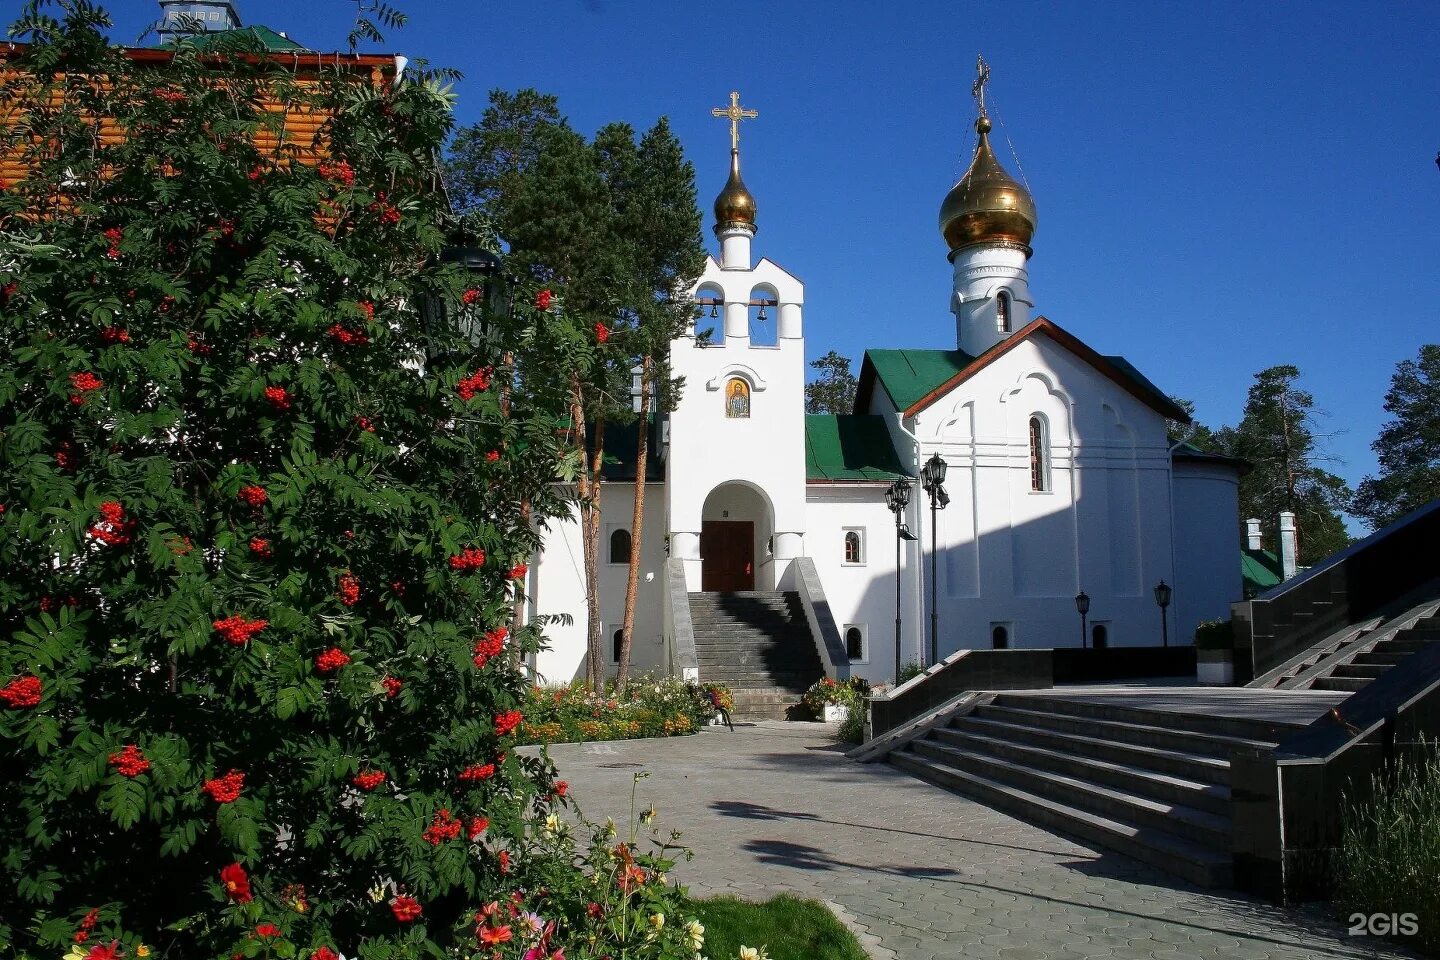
710,90,760,267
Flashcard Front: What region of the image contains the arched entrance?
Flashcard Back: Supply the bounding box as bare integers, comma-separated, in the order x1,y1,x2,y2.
700,482,774,592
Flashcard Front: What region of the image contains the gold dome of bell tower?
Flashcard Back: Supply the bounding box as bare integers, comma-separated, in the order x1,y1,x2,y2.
938,59,1037,256
711,90,759,234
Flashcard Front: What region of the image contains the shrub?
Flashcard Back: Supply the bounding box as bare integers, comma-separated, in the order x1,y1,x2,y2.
1334,741,1440,953
1193,619,1234,650
0,5,672,957
801,677,860,719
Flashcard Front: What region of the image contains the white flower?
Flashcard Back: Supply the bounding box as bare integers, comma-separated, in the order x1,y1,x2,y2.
544,813,561,833
739,947,763,960
650,912,666,929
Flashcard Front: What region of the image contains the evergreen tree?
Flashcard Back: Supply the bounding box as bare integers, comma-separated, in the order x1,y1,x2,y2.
448,93,704,691
1227,365,1352,565
1166,397,1220,451
804,351,858,415
1352,344,1440,530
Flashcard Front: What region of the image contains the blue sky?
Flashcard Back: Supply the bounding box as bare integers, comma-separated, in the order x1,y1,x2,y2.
48,2,1440,522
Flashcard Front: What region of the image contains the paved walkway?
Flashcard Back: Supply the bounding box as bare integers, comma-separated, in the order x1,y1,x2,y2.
543,722,1418,960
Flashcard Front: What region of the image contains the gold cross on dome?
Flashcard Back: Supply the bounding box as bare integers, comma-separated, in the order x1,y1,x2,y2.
972,54,991,119
712,90,758,152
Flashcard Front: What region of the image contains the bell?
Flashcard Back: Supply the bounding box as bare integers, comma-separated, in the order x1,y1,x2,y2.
757,304,768,322
709,303,719,319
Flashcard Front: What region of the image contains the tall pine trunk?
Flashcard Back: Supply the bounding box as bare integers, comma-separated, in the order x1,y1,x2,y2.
616,354,653,691
570,374,607,692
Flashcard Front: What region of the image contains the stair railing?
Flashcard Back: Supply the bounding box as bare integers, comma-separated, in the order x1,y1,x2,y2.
792,557,850,683
664,558,699,682
1232,498,1440,682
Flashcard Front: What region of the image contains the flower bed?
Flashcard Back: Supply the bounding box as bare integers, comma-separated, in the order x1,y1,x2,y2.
519,676,728,745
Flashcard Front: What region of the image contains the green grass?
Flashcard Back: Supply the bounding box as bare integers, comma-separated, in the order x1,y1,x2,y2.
693,894,869,960
1335,740,1440,953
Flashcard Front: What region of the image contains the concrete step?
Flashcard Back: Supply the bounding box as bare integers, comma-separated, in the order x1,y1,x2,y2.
909,739,1231,848
990,694,1293,744
1313,676,1370,693
977,704,1276,759
890,750,1232,889
1355,651,1409,666
1330,662,1390,679
949,713,1231,786
696,676,816,690
930,726,1230,815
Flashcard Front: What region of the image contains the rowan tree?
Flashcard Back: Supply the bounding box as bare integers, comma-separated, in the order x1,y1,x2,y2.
0,4,629,957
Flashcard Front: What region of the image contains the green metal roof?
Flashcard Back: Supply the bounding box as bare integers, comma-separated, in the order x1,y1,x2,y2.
165,25,308,52
805,415,910,482
1242,547,1283,598
861,348,975,411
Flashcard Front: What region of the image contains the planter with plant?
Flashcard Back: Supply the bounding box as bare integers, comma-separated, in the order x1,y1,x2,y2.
1193,619,1236,685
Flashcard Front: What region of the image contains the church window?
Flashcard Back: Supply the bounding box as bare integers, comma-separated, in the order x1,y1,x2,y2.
1091,623,1109,649
997,290,1012,333
725,377,751,418
991,624,1010,649
1028,416,1049,492
612,628,625,664
845,625,867,662
843,529,865,565
608,527,632,565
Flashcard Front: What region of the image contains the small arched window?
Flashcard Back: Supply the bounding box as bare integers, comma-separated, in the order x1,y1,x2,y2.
612,628,625,664
1091,624,1109,649
844,530,863,564
1028,416,1049,492
997,290,1012,333
609,528,632,565
991,625,1010,649
845,626,865,662
725,377,751,418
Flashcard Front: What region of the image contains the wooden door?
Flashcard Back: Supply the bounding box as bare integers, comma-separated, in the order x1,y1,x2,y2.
701,520,754,592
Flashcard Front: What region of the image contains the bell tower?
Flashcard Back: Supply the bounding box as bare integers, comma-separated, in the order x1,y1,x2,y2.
938,57,1038,357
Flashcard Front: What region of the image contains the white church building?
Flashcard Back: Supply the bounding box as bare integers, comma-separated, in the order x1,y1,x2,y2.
524,87,1243,687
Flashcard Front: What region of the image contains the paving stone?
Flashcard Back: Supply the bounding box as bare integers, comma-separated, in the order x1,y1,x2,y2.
540,721,1422,960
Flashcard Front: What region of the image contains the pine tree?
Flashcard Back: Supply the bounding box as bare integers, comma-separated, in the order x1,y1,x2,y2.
449,94,704,692
1352,344,1440,530
1227,365,1352,565
804,351,858,415
0,5,587,955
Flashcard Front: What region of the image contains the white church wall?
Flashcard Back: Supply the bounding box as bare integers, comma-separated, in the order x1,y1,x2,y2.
1172,461,1243,644
530,483,668,685
804,484,924,684
912,335,1179,652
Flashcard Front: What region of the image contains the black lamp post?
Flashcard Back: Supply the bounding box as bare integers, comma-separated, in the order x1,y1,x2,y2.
1074,590,1091,650
1154,580,1173,648
440,245,506,345
885,477,918,684
920,453,950,667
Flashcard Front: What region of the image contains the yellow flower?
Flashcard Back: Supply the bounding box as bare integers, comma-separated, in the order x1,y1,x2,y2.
136,948,151,958
64,947,88,960
649,912,665,929
544,813,561,833
739,947,761,960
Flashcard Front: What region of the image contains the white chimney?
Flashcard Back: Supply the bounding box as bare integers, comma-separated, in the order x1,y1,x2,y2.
1245,518,1262,551
1278,511,1298,580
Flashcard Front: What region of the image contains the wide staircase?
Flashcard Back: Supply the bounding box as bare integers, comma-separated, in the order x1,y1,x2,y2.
689,591,824,720
888,692,1311,888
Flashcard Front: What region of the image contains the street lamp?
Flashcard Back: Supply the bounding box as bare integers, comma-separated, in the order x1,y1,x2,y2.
920,453,950,667
1153,580,1173,648
885,477,918,685
1074,591,1091,650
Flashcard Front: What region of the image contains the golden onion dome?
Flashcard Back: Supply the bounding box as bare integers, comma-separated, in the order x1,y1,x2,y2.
713,148,757,233
939,116,1036,253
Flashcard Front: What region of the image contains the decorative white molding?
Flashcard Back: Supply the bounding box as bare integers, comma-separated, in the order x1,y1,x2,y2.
705,363,769,392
